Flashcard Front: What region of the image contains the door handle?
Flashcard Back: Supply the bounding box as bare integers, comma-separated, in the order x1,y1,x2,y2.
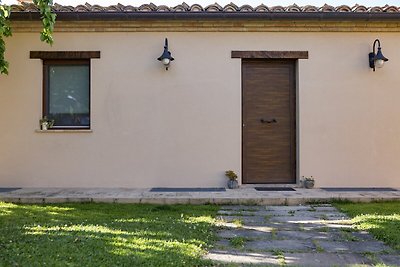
260,118,277,123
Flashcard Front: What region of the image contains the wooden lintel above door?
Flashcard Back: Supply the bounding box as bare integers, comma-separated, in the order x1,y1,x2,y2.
231,51,308,59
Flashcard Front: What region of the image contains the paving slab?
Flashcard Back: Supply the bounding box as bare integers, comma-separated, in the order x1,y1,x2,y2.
376,254,400,266
239,221,325,231
219,205,268,211
312,206,342,212
266,205,313,211
206,204,399,266
284,252,373,267
217,210,260,216
239,225,278,233
269,215,328,224
293,211,348,218
275,230,342,241
316,240,392,253
218,215,268,225
246,239,314,252
217,228,272,239
205,250,280,265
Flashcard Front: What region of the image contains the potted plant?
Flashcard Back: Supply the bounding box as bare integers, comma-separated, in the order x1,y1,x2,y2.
225,170,239,189
302,176,315,189
39,116,55,130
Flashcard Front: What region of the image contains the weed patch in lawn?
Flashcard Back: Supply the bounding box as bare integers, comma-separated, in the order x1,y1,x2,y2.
312,240,325,252
271,249,286,266
334,201,400,250
0,202,218,266
232,218,243,227
317,226,329,232
307,206,317,212
229,237,246,248
319,214,328,220
271,227,278,239
340,229,359,241
264,215,272,221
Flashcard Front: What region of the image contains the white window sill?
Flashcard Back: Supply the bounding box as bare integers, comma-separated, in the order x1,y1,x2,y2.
35,129,93,133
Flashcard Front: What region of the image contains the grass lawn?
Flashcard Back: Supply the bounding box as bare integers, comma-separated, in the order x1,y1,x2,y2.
0,202,219,266
334,201,400,250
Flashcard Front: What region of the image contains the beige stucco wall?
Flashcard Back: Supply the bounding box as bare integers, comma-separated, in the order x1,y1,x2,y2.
0,30,399,188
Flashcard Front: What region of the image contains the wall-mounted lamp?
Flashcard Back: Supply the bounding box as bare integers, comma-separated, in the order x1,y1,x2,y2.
369,39,388,71
157,38,174,70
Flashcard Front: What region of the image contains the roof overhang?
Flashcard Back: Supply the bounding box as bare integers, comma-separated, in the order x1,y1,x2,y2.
10,11,400,21
8,3,400,32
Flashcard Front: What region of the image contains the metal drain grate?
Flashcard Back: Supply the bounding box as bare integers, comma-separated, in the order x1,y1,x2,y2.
255,187,296,191
0,188,21,193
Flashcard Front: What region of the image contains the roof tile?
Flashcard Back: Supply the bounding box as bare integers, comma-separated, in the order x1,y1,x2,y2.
9,2,400,13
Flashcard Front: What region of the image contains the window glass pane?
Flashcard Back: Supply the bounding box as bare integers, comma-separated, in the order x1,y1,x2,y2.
48,65,90,127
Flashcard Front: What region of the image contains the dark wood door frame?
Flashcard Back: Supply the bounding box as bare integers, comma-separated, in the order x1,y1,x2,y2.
232,51,308,184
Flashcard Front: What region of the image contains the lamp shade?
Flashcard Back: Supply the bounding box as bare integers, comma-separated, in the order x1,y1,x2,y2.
375,47,388,64
157,38,174,70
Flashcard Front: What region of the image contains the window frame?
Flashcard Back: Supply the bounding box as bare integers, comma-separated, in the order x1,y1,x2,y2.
42,59,91,130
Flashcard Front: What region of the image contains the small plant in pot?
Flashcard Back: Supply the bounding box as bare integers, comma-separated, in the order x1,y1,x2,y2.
302,176,315,189
39,116,55,130
225,170,239,189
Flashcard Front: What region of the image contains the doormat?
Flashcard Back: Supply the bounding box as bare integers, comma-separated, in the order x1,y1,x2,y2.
150,187,226,192
255,187,296,191
0,188,21,193
321,187,398,192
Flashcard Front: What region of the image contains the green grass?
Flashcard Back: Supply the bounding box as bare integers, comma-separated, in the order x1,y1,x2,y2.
271,249,286,266
264,215,272,221
288,210,295,216
229,236,246,248
0,202,219,266
340,228,360,242
319,214,328,220
231,218,243,227
312,239,325,252
334,201,400,250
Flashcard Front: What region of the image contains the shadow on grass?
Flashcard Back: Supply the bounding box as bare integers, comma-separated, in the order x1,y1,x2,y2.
0,203,218,266
334,201,400,251
352,215,400,250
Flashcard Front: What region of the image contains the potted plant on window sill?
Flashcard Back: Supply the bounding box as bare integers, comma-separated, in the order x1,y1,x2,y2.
225,170,239,189
39,116,55,131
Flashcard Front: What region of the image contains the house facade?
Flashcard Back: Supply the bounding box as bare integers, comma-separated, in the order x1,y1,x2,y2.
1,3,400,188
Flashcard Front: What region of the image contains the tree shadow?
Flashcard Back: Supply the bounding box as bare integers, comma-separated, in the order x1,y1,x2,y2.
0,203,218,266
353,215,400,250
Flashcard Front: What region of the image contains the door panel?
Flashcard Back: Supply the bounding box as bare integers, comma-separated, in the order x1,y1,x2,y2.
242,60,296,184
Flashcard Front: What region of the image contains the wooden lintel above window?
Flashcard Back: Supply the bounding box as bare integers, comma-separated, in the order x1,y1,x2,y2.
30,51,101,59
231,51,308,59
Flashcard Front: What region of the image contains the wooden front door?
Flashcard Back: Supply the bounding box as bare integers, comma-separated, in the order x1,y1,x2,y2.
242,60,296,184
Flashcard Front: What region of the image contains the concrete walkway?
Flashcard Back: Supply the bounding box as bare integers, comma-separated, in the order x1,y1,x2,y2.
0,187,400,204
206,204,400,266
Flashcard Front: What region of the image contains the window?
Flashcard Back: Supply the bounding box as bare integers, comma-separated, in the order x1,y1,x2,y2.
43,60,90,128
30,51,100,130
